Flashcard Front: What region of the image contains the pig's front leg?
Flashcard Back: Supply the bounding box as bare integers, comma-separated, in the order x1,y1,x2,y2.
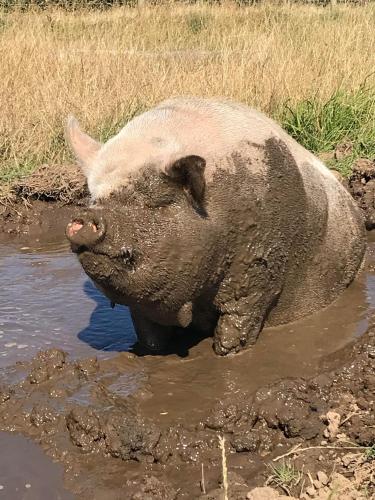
130,310,174,352
213,310,261,355
213,292,277,356
213,254,283,355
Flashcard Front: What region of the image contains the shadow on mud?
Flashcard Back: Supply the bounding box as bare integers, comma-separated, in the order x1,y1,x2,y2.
77,280,137,352
78,279,210,357
131,328,211,358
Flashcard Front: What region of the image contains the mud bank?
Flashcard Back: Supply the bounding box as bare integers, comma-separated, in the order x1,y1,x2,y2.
0,322,374,499
0,200,80,239
349,158,375,230
0,162,87,236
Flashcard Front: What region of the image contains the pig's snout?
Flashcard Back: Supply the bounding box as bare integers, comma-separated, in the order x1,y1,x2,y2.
66,213,106,251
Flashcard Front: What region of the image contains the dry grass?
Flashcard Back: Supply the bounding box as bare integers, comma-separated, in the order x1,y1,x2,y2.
218,435,229,500
1,1,375,183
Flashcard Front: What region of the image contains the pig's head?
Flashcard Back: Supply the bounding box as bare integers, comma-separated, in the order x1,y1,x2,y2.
65,115,224,319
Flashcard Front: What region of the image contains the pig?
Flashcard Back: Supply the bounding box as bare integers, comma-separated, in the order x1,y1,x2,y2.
65,97,366,355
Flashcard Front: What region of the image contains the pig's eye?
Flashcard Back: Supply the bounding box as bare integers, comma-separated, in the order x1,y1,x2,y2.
146,191,176,208
135,170,179,208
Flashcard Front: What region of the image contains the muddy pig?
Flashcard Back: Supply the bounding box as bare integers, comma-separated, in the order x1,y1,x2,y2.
65,97,366,355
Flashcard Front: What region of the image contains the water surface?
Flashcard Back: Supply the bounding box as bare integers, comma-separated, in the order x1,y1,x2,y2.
0,237,136,368
0,432,73,500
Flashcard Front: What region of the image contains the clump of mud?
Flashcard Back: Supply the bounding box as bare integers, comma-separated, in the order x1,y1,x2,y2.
0,163,88,235
13,163,87,203
348,158,375,230
0,321,374,499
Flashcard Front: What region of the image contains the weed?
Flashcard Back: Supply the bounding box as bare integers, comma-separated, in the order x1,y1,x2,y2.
0,159,37,183
266,460,302,496
218,435,229,500
364,444,375,461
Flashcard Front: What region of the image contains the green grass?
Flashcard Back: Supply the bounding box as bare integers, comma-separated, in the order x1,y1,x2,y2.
278,87,375,177
266,460,302,495
364,444,375,461
0,159,37,184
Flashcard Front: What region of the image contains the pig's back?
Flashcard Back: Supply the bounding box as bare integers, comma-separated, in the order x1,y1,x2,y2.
156,98,366,323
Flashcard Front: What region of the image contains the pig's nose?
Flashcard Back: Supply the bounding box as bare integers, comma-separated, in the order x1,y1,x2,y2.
65,212,106,251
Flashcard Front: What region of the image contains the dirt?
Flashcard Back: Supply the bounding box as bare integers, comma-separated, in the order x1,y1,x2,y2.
0,162,87,237
13,163,87,204
348,158,375,230
0,319,374,499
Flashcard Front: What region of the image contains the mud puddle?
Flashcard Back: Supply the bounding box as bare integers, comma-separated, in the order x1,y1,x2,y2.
140,262,375,424
0,432,73,499
1,233,375,425
1,232,375,498
0,235,136,368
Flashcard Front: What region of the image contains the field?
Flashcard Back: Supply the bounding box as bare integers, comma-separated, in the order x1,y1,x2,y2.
0,0,375,189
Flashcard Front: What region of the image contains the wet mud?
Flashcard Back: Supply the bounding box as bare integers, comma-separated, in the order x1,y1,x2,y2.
0,325,374,498
348,158,375,230
0,227,375,498
0,200,80,238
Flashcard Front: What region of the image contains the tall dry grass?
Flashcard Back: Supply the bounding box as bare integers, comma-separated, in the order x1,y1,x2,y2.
0,1,375,182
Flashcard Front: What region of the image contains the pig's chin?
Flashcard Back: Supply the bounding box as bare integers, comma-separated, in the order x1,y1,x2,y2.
77,250,133,299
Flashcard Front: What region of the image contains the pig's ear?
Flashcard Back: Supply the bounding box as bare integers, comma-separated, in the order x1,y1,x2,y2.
65,115,102,173
166,155,206,205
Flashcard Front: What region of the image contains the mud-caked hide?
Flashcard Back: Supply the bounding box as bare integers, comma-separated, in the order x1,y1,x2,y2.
65,97,366,355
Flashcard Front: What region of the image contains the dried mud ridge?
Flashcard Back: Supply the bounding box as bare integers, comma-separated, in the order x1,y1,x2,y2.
0,163,88,235
348,158,375,230
0,323,374,499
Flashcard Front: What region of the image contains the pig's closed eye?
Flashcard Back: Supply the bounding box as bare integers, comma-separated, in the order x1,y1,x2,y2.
149,198,175,208
136,173,179,208
147,192,176,208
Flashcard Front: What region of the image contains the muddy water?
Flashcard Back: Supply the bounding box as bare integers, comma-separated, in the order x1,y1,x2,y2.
1,233,375,427
0,432,74,499
141,241,375,423
0,237,136,368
